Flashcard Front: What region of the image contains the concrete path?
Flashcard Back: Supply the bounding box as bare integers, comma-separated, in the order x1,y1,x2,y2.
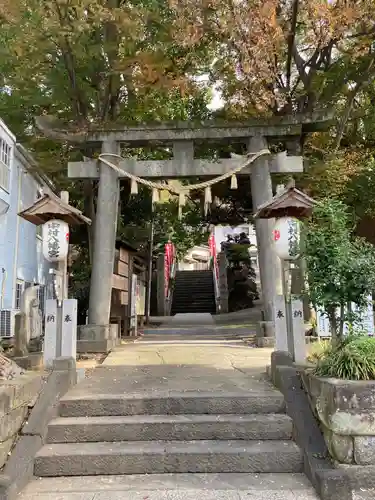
165,313,215,325
19,338,319,500
150,305,263,327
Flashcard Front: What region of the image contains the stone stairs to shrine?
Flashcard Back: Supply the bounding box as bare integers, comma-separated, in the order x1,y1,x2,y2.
34,389,303,476
171,270,216,315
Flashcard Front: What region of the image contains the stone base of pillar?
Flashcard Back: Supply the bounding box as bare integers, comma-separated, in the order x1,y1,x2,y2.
255,321,276,348
77,338,117,353
256,337,275,348
79,324,118,340
78,324,119,353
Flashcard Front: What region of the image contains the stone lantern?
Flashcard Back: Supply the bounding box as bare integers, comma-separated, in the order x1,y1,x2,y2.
254,181,315,363
18,191,91,367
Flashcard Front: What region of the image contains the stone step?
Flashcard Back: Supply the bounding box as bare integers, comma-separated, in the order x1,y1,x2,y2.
174,280,212,284
173,288,213,292
171,309,216,314
174,282,213,286
174,281,213,285
172,299,215,303
35,440,303,476
59,392,285,417
20,472,319,499
173,292,215,300
174,287,214,290
173,298,214,302
176,272,212,276
173,291,214,296
47,413,293,443
172,301,216,307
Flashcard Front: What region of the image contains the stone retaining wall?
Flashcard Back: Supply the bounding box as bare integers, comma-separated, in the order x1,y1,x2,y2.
302,372,375,465
0,358,77,500
0,373,44,468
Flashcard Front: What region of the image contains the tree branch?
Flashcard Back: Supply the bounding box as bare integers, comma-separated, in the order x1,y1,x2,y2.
335,57,375,151
101,0,122,121
286,0,299,91
51,0,89,123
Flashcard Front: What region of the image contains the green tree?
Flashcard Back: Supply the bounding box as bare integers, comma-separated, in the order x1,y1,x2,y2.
303,198,375,341
117,187,209,258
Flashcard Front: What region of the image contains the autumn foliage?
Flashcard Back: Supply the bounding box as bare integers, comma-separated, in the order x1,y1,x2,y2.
169,0,375,116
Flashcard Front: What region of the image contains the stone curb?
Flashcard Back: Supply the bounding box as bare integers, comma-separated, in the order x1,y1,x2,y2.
270,351,354,500
0,357,78,500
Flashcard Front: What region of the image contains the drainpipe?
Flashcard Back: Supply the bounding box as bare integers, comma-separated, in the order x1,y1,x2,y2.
11,167,22,308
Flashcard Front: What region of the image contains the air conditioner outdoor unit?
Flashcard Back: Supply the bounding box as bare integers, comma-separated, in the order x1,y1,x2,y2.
0,309,17,338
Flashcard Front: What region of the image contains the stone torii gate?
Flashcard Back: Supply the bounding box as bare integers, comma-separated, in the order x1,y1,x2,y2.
37,114,330,347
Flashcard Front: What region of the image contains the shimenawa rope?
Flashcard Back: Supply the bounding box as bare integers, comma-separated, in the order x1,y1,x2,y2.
98,149,270,217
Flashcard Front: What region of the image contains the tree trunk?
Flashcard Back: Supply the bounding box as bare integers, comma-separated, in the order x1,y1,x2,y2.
327,307,338,343
338,303,345,339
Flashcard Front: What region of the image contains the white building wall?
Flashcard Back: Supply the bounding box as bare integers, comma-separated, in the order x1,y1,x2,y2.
0,119,17,310
0,119,49,329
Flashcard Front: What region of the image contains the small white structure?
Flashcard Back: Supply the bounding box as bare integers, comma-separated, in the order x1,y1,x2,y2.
178,245,210,271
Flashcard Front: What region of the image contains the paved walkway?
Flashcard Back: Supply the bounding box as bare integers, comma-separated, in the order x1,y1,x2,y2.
20,336,319,500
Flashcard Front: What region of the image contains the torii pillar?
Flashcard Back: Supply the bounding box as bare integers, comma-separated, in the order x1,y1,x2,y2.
249,136,283,321
88,140,120,328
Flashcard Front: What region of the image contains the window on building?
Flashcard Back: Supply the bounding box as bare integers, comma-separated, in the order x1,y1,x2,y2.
15,280,24,309
0,138,11,192
24,281,32,290
0,310,13,337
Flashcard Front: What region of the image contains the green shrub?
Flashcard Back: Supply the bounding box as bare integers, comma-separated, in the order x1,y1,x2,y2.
314,336,375,380
307,340,332,363
350,335,375,353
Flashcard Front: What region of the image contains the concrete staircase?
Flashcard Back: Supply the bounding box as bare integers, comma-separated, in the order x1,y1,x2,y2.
34,391,303,476
171,270,216,315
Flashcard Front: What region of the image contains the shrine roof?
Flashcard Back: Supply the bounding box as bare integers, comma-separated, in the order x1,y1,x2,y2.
115,239,138,253
18,194,91,226
254,186,316,220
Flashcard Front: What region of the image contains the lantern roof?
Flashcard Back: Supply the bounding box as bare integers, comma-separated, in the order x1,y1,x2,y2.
254,184,315,220
18,194,91,226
